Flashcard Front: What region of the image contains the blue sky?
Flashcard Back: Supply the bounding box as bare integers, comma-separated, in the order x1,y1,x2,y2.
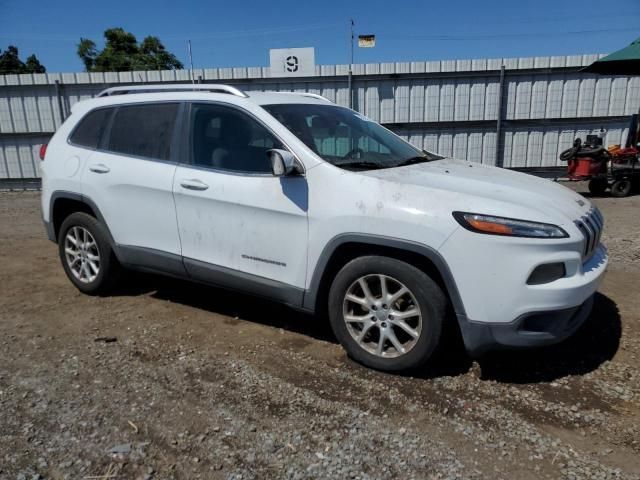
1,0,639,72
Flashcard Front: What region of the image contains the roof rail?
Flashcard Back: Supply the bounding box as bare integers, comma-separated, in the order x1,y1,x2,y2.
262,91,333,103
97,83,248,98
299,92,333,103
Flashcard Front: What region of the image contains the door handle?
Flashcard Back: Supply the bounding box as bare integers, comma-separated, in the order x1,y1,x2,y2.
89,164,110,174
180,179,209,191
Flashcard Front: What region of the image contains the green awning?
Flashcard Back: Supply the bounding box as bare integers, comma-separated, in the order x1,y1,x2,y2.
582,37,640,75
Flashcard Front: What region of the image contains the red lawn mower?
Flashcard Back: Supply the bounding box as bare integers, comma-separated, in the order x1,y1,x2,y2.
560,135,638,197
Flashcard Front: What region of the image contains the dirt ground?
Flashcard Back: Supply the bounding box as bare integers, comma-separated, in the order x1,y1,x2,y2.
0,184,639,480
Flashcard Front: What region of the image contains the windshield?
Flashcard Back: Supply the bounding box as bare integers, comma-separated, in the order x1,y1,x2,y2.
263,103,443,170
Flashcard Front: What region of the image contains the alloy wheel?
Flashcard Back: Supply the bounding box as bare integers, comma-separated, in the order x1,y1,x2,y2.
64,226,100,284
342,274,422,358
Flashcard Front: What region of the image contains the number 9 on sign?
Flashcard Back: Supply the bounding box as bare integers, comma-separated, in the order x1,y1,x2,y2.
285,56,299,72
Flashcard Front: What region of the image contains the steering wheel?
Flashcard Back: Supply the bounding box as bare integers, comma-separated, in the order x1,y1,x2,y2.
343,147,364,159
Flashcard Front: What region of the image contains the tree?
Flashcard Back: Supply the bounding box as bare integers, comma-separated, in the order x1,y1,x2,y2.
0,45,46,74
77,28,183,72
25,54,46,74
77,39,98,71
139,36,183,71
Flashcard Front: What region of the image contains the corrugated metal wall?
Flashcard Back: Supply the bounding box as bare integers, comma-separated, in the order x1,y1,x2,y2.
1,54,639,179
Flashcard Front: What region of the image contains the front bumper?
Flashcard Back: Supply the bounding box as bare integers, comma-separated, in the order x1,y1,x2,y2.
450,241,608,356
458,294,594,356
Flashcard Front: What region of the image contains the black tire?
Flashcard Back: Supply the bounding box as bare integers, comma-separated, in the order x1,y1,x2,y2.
328,256,446,372
611,179,632,198
588,178,608,196
58,212,121,295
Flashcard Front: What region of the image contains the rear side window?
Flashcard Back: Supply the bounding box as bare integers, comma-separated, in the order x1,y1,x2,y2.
69,108,112,148
107,103,178,161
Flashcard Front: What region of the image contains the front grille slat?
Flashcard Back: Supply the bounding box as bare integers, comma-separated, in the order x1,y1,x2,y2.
584,217,597,253
594,215,602,247
583,222,594,256
574,207,603,261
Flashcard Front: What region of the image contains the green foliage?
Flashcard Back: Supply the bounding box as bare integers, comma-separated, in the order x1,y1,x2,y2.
0,45,46,74
77,39,98,72
77,28,184,72
25,55,46,74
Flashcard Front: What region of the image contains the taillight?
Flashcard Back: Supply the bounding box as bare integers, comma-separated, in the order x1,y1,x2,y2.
39,143,48,161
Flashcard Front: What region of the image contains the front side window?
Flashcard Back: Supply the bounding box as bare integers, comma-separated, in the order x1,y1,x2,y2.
190,103,283,173
107,103,178,161
69,107,113,149
263,103,442,170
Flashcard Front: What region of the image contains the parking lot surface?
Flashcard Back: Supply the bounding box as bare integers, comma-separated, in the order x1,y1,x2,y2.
1,186,639,480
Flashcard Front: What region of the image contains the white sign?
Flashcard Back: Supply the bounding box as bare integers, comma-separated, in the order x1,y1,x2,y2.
269,47,315,77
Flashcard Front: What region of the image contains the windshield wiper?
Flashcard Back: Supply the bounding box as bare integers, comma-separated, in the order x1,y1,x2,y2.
396,149,445,167
335,161,385,170
395,156,434,167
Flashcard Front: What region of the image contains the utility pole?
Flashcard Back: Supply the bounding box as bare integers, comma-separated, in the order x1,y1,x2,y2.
188,40,195,85
495,65,506,168
348,19,354,109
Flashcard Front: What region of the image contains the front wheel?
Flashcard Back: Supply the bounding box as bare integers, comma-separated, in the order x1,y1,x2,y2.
328,256,446,372
58,212,121,295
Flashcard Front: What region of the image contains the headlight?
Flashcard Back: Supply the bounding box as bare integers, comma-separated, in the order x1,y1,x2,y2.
453,212,568,238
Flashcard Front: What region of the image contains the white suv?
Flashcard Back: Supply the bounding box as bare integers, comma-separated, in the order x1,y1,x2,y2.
40,84,608,372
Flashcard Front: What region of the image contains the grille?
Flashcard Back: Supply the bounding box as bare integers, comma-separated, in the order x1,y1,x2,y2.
575,208,604,260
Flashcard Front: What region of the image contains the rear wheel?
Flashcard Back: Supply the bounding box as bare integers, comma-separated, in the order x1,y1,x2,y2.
58,212,121,294
611,179,632,198
328,256,446,372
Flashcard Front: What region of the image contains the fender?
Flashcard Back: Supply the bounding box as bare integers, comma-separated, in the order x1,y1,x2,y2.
47,190,116,247
48,191,187,276
302,233,466,316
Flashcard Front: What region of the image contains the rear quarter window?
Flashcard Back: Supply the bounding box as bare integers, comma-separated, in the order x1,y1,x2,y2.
69,108,113,148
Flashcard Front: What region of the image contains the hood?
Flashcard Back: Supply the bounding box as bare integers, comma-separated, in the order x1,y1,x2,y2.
359,159,592,226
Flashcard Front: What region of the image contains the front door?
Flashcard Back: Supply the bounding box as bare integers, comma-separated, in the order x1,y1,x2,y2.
173,103,309,301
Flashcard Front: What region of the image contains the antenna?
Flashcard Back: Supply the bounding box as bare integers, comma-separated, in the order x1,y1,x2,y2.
188,40,195,85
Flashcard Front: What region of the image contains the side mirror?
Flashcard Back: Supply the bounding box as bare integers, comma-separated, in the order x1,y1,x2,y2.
268,149,301,176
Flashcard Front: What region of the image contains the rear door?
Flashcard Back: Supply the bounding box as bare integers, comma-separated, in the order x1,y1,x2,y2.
172,102,309,300
79,102,184,271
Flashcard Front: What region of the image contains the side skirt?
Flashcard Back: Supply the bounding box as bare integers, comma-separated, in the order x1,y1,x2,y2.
184,257,305,308
114,244,305,309
116,245,187,277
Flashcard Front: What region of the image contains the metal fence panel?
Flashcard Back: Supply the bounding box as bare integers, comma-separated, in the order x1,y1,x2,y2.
500,123,629,168
393,127,498,165
0,135,47,178
409,82,425,123
425,80,440,122
469,81,485,121
1,54,639,178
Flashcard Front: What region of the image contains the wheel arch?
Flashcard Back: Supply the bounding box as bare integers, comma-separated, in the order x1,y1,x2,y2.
49,191,115,246
303,234,466,318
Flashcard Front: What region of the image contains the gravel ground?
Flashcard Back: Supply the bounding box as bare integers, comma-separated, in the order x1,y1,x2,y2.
0,184,639,480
